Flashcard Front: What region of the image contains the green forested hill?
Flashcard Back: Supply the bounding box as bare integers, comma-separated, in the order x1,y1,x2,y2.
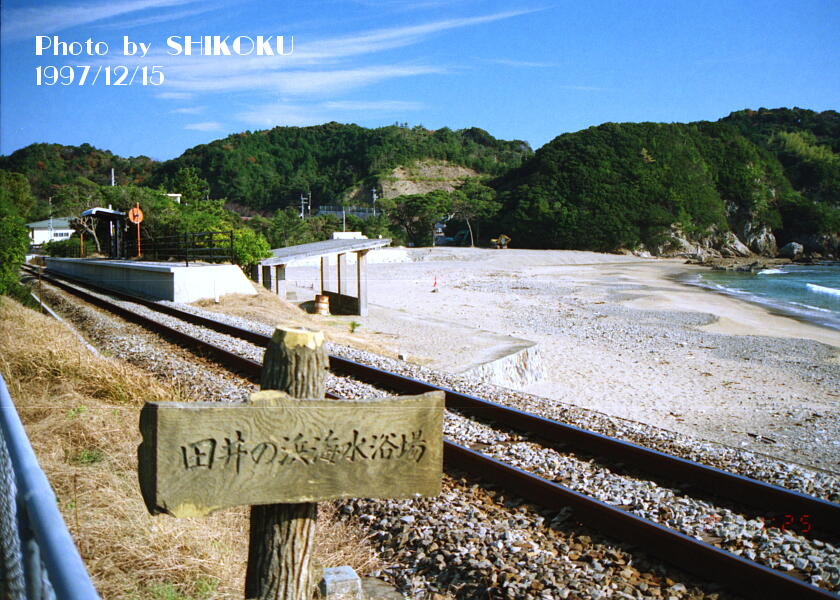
722,108,840,224
152,122,531,210
0,143,155,200
0,124,531,215
722,107,840,153
2,109,838,256
493,109,839,254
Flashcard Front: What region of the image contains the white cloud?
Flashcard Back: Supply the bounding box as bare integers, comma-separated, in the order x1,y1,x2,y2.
155,91,195,100
93,8,530,98
236,104,330,128
294,10,538,63
95,5,218,30
2,0,197,40
161,64,444,95
184,121,224,131
172,106,206,114
80,8,537,116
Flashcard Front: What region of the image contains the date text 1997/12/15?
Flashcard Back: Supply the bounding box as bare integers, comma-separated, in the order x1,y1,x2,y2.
36,65,165,86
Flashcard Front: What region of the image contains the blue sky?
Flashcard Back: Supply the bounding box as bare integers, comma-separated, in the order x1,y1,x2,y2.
1,0,838,160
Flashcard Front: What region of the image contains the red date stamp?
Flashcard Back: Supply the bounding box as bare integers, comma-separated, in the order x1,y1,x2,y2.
703,513,811,533
759,514,811,533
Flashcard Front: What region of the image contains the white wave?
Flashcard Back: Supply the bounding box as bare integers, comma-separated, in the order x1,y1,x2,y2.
806,283,840,297
790,301,833,313
757,268,785,275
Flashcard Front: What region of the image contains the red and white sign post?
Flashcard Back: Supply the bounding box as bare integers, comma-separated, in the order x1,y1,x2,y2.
128,204,144,258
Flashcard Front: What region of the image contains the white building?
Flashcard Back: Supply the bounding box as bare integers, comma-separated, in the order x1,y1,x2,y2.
26,217,75,245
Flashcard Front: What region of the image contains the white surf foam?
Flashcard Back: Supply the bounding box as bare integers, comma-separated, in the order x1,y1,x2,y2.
757,268,785,275
806,283,840,297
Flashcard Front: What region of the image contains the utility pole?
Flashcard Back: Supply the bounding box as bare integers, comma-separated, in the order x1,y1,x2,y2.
371,187,377,217
110,168,115,186
299,192,312,219
48,197,53,242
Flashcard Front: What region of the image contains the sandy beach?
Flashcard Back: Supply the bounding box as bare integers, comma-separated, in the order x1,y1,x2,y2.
279,247,840,472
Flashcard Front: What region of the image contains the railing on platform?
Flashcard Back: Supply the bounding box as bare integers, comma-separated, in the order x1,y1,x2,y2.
317,205,376,219
142,231,234,266
0,374,100,600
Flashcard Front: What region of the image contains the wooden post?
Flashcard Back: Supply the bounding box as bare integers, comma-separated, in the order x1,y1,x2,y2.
320,257,328,294
245,327,328,600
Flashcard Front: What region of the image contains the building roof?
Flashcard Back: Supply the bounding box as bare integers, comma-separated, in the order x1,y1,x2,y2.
81,207,126,219
261,238,391,266
26,217,74,229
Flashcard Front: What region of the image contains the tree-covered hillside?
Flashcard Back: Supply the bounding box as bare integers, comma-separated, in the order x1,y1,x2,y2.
0,143,155,208
153,122,531,210
722,108,840,239
2,109,837,256
493,110,839,256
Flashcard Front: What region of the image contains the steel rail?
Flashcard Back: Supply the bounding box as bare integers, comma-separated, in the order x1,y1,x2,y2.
25,266,839,599
27,266,840,533
24,266,263,378
444,443,837,600
328,355,840,535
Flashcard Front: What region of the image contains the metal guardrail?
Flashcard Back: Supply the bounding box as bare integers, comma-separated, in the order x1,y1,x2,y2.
0,373,100,600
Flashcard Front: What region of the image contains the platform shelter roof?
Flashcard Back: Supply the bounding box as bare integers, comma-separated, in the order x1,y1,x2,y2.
260,238,391,266
81,207,126,220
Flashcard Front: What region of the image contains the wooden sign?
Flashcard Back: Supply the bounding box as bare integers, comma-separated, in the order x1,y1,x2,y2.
138,390,444,518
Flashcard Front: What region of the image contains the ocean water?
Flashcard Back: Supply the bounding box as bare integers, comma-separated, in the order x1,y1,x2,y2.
693,263,840,331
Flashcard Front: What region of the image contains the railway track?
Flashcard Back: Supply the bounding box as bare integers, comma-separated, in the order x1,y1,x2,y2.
22,264,840,599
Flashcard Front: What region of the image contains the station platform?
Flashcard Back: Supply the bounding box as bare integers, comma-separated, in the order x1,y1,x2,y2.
44,258,256,303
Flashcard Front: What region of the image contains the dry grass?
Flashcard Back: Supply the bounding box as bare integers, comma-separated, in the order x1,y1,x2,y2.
192,284,401,359
0,297,379,600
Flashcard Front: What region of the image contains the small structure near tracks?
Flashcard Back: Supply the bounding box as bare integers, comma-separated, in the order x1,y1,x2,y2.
138,326,442,599
254,238,391,316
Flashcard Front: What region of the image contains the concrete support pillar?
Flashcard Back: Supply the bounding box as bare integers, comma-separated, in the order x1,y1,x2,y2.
320,257,328,293
356,250,368,317
274,264,287,299
337,253,348,296
253,264,263,285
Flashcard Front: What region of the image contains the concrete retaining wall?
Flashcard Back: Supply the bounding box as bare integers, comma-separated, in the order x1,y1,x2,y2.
461,343,545,390
44,258,256,303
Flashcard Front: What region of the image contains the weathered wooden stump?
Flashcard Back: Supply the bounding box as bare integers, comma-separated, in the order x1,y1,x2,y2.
246,328,326,600
138,326,443,600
